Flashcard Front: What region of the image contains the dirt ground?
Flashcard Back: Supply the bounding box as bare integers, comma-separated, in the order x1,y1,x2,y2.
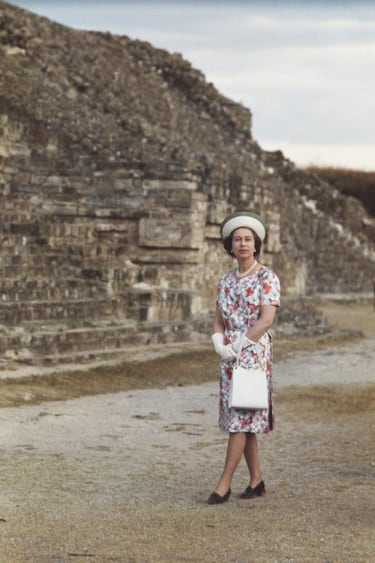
0,301,374,562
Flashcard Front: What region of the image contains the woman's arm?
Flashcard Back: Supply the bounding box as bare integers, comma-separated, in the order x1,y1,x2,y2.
246,304,277,342
213,304,225,333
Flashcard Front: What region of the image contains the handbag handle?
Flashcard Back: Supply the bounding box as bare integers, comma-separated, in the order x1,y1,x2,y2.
235,334,250,367
236,333,263,369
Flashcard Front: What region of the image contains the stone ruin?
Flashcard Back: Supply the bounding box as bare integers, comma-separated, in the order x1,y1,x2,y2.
0,1,374,368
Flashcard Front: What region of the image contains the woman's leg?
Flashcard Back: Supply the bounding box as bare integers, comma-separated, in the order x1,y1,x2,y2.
213,432,246,495
243,433,263,487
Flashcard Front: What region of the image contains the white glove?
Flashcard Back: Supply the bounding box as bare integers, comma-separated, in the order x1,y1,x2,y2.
211,333,237,361
231,332,257,354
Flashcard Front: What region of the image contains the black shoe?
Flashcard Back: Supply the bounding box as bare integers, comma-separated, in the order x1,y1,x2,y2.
207,488,231,505
239,480,265,499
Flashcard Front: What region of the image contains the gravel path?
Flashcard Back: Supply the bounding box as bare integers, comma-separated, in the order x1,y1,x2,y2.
273,338,375,387
0,338,374,562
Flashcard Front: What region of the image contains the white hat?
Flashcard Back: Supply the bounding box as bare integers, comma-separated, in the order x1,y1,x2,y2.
220,211,266,241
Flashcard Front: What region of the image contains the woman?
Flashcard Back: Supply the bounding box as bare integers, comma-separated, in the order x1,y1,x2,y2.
207,211,280,505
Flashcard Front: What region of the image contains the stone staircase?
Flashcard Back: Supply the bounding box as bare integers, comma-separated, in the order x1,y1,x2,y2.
0,169,203,368
2,133,371,372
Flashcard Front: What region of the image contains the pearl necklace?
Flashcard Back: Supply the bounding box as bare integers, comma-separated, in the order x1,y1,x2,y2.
236,260,258,278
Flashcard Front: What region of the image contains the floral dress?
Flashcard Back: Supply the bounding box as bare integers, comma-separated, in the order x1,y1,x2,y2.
216,266,281,434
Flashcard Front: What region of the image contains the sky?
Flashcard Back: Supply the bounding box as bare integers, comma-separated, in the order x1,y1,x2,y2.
8,0,375,171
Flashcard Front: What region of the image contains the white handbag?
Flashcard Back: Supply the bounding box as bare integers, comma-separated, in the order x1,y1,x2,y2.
229,338,269,410
229,365,268,409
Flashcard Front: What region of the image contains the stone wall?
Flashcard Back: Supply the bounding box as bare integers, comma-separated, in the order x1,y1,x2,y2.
0,1,374,367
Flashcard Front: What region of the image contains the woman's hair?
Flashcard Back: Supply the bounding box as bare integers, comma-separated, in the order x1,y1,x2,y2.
223,228,262,258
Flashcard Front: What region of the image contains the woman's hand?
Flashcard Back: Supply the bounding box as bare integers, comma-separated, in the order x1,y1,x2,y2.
231,332,256,353
211,333,237,360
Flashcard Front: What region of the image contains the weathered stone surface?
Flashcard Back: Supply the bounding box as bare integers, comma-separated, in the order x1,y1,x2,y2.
0,1,374,366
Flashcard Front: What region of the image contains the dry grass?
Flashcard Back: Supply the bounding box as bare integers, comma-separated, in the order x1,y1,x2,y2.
279,382,375,417
315,300,375,339
0,351,218,407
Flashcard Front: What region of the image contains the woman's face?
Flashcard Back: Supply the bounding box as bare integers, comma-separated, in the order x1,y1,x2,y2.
231,228,256,260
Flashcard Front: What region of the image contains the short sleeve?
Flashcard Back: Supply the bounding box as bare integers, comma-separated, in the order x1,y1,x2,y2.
259,268,281,307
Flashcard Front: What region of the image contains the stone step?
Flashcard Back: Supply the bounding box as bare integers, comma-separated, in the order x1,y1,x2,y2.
0,285,196,324
0,280,107,302
0,319,191,365
0,299,117,323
